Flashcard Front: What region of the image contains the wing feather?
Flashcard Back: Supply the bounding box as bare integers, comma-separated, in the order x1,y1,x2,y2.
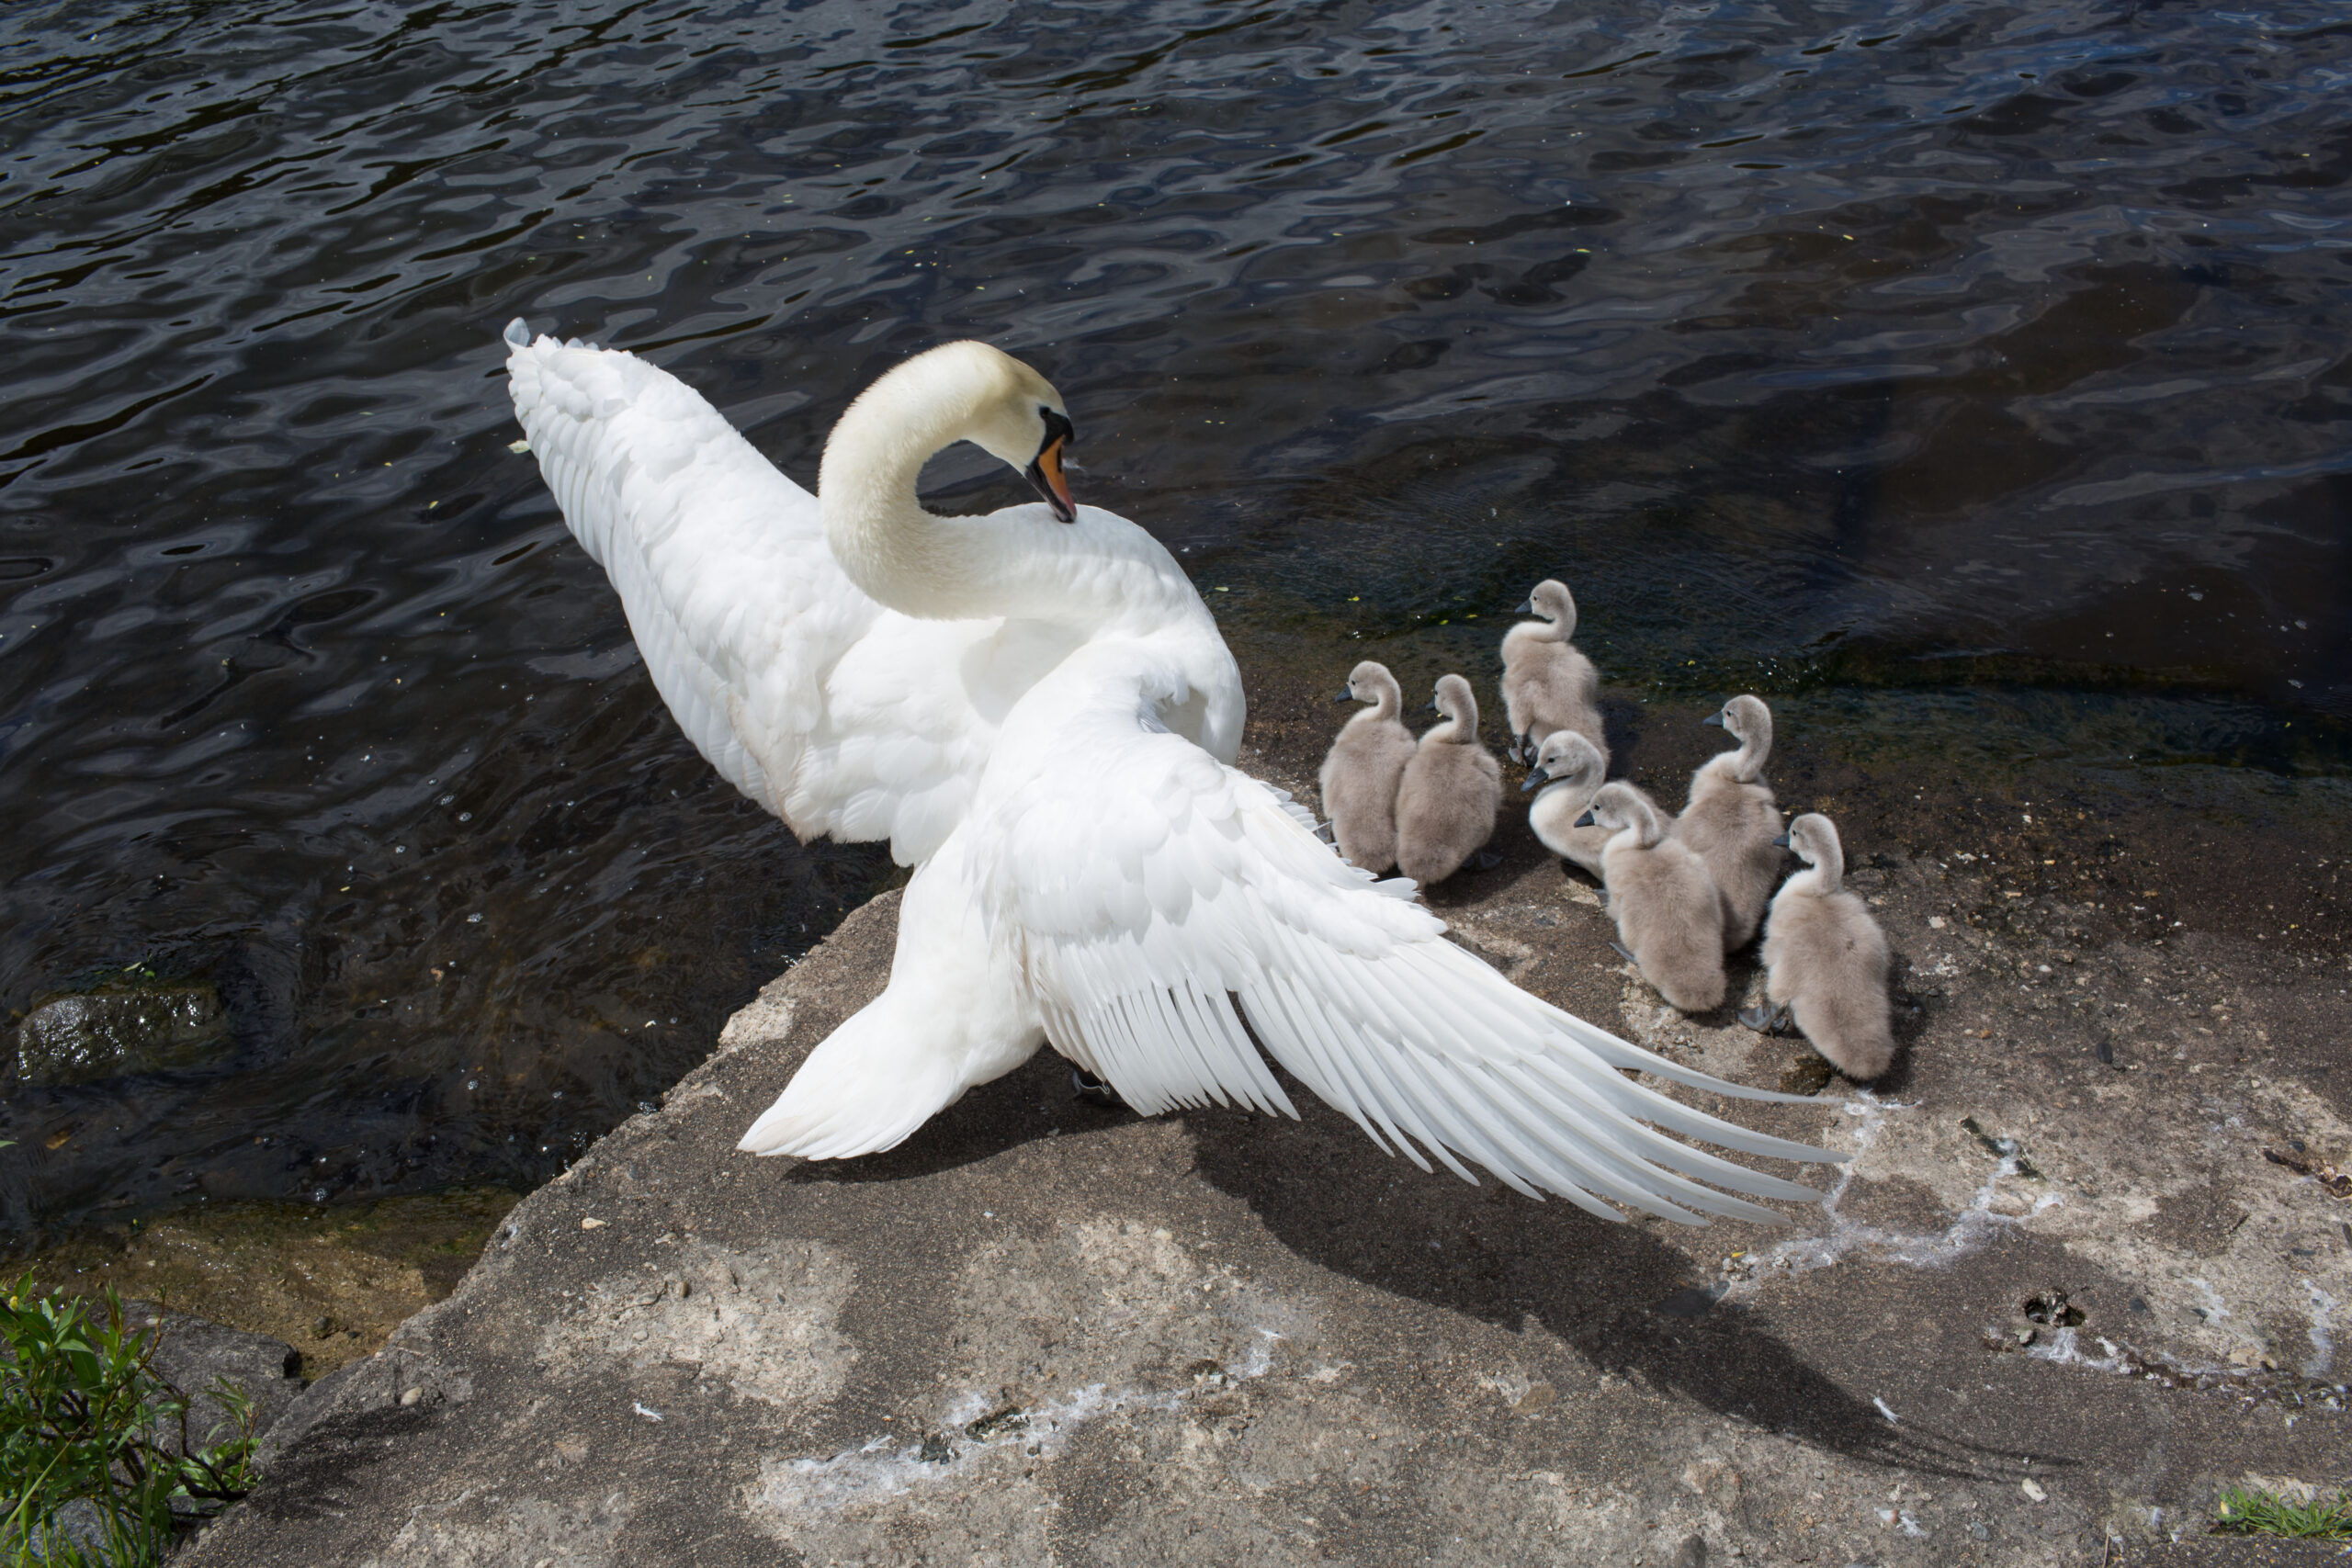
504,324,1012,863
984,652,1838,1223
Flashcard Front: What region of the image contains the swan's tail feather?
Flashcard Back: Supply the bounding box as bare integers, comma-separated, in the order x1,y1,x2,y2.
738,991,967,1160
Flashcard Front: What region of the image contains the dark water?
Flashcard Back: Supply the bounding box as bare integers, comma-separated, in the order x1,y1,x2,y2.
3,0,2347,1230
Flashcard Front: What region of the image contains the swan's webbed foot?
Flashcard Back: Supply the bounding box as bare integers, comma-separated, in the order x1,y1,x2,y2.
1594,886,1610,908
1071,1067,1129,1111
1473,850,1503,873
1737,1003,1792,1033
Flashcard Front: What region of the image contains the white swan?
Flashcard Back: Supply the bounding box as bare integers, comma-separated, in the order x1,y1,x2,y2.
501,321,1833,1224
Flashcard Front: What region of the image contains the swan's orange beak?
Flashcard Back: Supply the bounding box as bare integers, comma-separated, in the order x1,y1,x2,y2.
1027,410,1077,523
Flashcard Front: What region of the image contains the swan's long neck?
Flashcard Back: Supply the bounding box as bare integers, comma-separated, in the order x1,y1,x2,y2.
819,349,1111,626
1728,715,1771,782
1438,686,1478,742
1364,680,1401,722
820,383,1014,621
1805,834,1844,895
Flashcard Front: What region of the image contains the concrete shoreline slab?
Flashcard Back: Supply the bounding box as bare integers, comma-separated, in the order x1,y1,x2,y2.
182,811,2351,1566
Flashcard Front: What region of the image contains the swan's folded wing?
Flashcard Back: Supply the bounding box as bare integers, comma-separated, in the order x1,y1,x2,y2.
504,324,990,862
990,679,1838,1225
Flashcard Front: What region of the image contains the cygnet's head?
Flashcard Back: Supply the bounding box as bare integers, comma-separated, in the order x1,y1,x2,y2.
1521,728,1605,794
849,341,1077,522
1702,693,1772,748
1430,672,1478,731
1516,579,1577,636
1337,660,1399,706
1775,812,1843,885
1574,780,1663,843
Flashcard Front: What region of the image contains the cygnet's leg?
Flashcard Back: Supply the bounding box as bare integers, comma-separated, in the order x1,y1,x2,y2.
1737,1002,1792,1033
1473,851,1504,873
1313,819,1337,844
1610,940,1638,964
1071,1068,1130,1110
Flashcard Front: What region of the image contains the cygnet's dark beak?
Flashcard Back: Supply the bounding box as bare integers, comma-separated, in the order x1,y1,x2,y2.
1573,809,1596,828
1702,711,1725,728
1771,830,1792,848
1520,766,1551,793
1333,688,1354,703
1027,409,1077,524
1514,598,1533,615
1427,701,1441,714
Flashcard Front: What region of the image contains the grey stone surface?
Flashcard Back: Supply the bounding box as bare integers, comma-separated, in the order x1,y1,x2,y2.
179,831,2350,1566
136,1305,304,1454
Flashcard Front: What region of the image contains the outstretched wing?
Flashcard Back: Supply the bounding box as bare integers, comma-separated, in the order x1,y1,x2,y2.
983,648,1835,1225
503,323,996,863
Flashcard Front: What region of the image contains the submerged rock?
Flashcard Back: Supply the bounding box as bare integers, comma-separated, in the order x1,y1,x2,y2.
15,981,230,1086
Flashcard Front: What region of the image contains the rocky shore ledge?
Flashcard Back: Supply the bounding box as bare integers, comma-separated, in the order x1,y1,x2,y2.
158,701,2350,1566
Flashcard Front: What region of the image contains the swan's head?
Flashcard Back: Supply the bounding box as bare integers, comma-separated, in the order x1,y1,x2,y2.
1521,728,1604,794
1702,693,1771,749
1574,780,1662,844
1338,660,1398,706
1778,812,1838,885
921,342,1077,523
1516,579,1577,635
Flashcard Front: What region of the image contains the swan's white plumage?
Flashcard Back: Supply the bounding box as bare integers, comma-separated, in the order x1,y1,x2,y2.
507,330,1023,864
503,321,1836,1223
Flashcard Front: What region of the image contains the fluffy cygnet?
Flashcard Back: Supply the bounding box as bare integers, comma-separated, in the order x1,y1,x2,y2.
1522,728,1612,877
1673,694,1784,950
1396,673,1502,886
1499,579,1608,770
1578,781,1726,1012
1319,660,1419,874
1750,813,1895,1080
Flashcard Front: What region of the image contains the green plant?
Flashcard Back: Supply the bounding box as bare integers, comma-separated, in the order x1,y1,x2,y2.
0,1275,257,1565
2212,1484,2352,1540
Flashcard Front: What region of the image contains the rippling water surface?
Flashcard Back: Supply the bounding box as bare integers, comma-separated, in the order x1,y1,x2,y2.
3,0,2347,1228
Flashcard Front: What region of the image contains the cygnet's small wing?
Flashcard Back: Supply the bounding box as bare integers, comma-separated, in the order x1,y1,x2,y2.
504,324,996,863
986,648,1838,1226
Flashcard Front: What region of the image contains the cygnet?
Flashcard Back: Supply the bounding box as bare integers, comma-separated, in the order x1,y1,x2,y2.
1577,781,1725,1012
1673,694,1784,950
1319,660,1419,874
1748,813,1895,1081
1499,579,1608,770
1396,673,1502,886
1521,728,1612,878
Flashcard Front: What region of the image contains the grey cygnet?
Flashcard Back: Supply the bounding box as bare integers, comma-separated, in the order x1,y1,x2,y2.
1499,580,1607,771
1749,813,1895,1081
1396,673,1502,886
1673,694,1784,950
1578,781,1726,1012
1522,728,1611,877
1319,660,1419,874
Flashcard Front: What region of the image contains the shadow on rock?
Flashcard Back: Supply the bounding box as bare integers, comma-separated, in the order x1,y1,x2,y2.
1180,1071,2058,1483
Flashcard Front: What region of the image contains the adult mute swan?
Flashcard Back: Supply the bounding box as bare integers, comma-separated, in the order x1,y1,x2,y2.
501,321,1831,1224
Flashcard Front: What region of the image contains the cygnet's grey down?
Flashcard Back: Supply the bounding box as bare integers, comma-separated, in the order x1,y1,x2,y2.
1521,728,1613,878
1499,579,1608,769
1673,693,1784,950
1747,813,1895,1080
1396,673,1502,886
1577,781,1726,1012
1318,660,1419,874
